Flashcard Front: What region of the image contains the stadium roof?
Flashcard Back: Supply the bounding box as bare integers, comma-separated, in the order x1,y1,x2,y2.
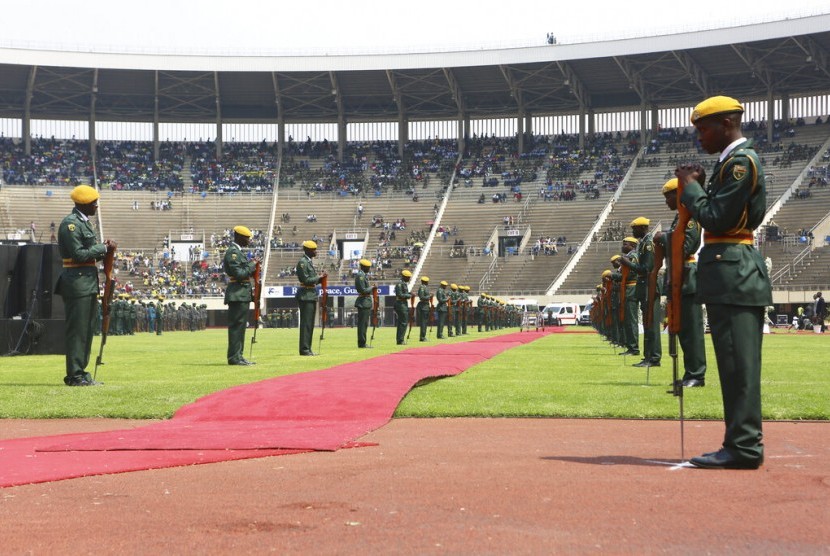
0,14,828,125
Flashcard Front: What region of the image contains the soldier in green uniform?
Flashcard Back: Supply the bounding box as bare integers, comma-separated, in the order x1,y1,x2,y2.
435,280,450,339
155,297,164,335
618,238,640,356
622,217,662,367
127,298,137,335
296,240,326,356
55,185,116,386
223,225,258,366
677,95,771,469
416,276,431,341
394,270,412,345
459,285,470,334
655,178,707,387
600,270,613,343
354,258,375,348
93,295,103,336
449,283,461,336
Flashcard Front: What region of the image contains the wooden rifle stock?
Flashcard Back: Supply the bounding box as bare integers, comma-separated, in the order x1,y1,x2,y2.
428,295,435,333
645,241,664,329
619,265,629,323
407,295,415,340
249,260,262,358
603,277,612,328
319,274,328,341
94,247,116,379
370,286,379,344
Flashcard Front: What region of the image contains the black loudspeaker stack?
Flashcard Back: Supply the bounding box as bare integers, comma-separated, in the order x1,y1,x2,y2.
0,243,67,355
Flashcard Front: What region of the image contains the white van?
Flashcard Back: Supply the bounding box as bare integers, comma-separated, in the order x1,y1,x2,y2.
542,302,581,326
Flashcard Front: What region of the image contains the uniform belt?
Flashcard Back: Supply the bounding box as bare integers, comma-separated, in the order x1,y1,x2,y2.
396,297,408,301
704,230,753,244
62,259,96,268
229,278,250,283
686,256,697,263
625,281,637,286
358,293,371,297
301,285,317,289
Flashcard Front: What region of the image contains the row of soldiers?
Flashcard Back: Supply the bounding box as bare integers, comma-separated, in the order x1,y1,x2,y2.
392,270,522,344
94,295,208,336
590,178,707,388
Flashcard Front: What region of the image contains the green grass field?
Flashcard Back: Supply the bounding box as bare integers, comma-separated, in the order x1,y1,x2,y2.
0,327,827,420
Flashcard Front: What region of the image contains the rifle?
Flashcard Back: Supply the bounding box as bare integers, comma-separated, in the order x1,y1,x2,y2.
667,182,693,462
94,246,116,380
407,295,415,341
428,295,435,335
447,294,453,328
619,264,629,324
603,277,612,329
370,285,379,346
249,260,262,359
318,274,328,354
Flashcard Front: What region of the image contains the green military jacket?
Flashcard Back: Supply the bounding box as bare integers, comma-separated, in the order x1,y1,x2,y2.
223,242,255,304
656,213,701,298
354,269,373,309
56,208,107,298
295,254,321,302
632,233,655,301
394,280,410,303
681,139,772,306
417,284,431,308
435,287,449,312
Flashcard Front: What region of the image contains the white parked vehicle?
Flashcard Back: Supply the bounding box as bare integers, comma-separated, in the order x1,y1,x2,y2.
542,302,581,326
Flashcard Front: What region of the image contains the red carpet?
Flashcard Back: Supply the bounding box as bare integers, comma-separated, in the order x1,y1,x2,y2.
0,331,549,487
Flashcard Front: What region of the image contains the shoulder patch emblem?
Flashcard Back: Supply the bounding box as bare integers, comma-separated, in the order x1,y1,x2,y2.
68,224,76,232
732,164,747,181
687,221,695,229
646,244,653,252
231,254,238,260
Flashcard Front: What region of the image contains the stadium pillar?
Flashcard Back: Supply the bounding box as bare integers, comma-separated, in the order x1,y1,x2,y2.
781,92,790,127
651,106,659,135
338,118,346,163
398,117,407,159
517,111,524,154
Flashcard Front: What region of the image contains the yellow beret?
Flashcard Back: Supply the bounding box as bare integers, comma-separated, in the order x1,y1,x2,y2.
662,178,679,194
690,95,743,124
596,285,603,290
70,185,99,205
630,217,650,227
233,225,252,238
421,276,430,283
401,270,412,277
359,258,371,267
440,280,448,286
623,236,639,244
602,270,612,278
302,240,318,249
610,255,621,262
450,283,458,290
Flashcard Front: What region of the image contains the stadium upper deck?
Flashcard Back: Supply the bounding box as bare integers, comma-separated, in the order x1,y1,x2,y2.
0,15,828,136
